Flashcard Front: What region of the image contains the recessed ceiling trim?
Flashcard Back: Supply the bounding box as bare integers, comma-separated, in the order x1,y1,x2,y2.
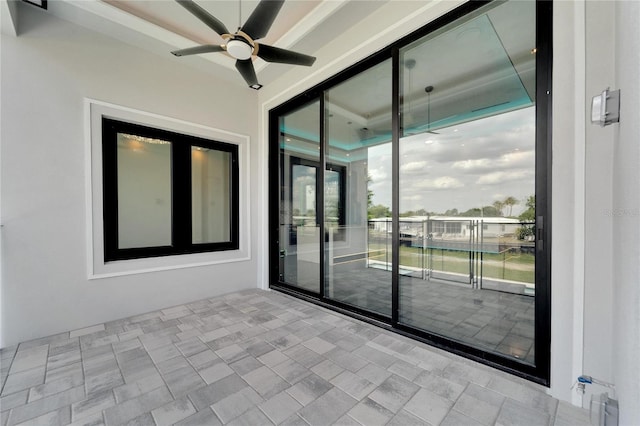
254,0,348,73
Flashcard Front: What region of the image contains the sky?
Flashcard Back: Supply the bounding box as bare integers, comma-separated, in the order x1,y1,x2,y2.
366,107,535,216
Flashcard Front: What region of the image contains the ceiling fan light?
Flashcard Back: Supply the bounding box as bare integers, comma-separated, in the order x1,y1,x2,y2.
227,39,253,60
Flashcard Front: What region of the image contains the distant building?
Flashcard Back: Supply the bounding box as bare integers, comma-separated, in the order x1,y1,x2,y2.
369,216,532,253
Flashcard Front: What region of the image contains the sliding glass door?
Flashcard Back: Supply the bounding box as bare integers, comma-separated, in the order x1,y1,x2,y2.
278,101,321,294
270,0,550,383
398,0,537,364
324,59,393,317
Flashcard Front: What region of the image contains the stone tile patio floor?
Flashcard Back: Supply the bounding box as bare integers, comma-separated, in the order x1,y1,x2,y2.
327,266,536,364
0,289,589,426
292,262,535,363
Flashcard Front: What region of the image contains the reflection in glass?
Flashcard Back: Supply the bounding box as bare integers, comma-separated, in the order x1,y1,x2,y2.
324,168,344,234
117,133,172,249
279,101,321,293
192,147,231,244
325,59,392,317
398,0,536,363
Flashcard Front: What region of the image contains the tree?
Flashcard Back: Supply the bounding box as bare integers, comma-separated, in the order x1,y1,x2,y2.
481,206,500,217
367,175,374,209
459,207,482,217
368,204,391,219
519,195,535,221
516,225,535,240
492,200,505,216
503,196,518,217
517,195,535,240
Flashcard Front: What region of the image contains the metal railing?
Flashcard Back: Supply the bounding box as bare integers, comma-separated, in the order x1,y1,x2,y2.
367,218,535,295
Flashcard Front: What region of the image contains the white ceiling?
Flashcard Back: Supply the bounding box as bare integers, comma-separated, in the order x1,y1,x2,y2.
23,0,391,88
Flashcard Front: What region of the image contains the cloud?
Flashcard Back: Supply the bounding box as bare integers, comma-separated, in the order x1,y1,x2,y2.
451,150,534,173
368,167,388,183
400,107,536,165
476,170,532,185
402,194,423,202
400,161,428,173
367,107,536,212
450,157,492,172
415,176,464,190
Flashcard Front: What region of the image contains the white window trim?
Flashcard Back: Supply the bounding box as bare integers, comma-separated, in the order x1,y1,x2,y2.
85,99,251,279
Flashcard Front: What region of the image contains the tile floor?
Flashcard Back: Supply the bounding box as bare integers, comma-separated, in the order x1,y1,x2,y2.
0,289,588,426
290,260,535,362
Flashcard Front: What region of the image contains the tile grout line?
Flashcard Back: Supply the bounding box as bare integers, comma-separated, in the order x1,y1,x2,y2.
78,333,92,415
550,396,560,426
0,347,19,396
107,337,129,410
494,393,508,426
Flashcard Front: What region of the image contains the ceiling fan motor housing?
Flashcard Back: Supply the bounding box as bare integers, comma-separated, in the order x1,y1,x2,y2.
226,38,253,60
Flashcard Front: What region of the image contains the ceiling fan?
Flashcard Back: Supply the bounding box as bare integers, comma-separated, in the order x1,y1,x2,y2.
171,0,317,89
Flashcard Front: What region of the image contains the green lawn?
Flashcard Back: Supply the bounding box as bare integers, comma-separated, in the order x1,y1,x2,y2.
367,244,535,284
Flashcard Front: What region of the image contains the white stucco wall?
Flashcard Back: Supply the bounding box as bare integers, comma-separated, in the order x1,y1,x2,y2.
0,4,259,347
549,0,585,404
613,1,640,423
579,0,616,408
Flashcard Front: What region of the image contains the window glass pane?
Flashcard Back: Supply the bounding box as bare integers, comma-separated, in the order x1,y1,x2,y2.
325,59,392,317
398,0,536,364
116,133,172,249
279,101,321,293
324,169,343,232
192,147,232,244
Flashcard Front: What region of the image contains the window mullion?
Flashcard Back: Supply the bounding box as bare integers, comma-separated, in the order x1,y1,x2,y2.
102,121,119,260
172,142,192,251
391,47,400,326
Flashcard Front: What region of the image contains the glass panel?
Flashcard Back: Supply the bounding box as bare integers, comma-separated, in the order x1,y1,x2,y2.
191,147,231,243
325,59,392,317
324,168,343,235
116,133,172,249
398,0,536,363
279,101,321,293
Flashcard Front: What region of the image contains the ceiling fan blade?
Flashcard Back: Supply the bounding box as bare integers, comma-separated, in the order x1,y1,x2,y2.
171,45,225,57
176,0,229,36
256,44,316,66
235,59,258,87
240,0,284,40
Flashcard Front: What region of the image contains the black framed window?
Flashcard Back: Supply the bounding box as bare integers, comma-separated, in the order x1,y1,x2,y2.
102,117,239,261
